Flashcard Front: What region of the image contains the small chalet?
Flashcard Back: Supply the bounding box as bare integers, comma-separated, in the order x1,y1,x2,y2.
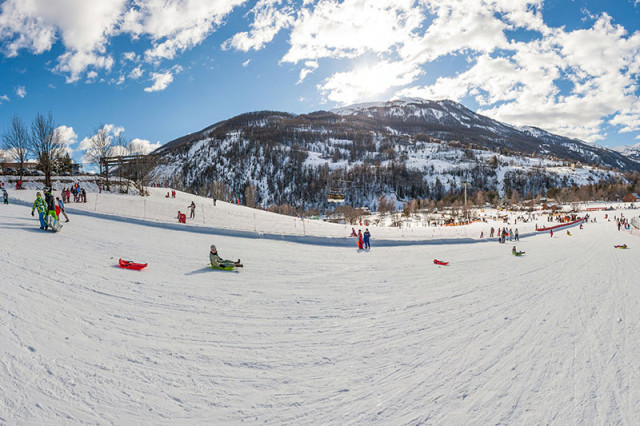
622,193,640,203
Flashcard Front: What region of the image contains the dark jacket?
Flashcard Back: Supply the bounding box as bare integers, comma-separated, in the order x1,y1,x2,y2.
45,193,55,211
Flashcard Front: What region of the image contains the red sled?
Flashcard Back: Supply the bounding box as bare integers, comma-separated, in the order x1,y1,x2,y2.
433,259,449,266
119,258,148,270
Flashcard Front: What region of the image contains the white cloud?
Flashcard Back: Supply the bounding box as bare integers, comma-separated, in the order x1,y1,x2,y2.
222,0,294,51
0,0,245,81
0,0,125,81
297,60,318,83
54,50,114,83
282,0,422,64
121,0,247,62
55,125,78,155
15,86,26,98
0,94,9,104
129,138,162,154
242,59,251,67
129,65,144,80
144,71,174,92
320,60,422,104
122,51,137,62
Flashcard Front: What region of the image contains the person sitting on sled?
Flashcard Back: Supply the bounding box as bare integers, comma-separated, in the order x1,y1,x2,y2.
209,245,242,268
567,230,572,236
512,246,525,256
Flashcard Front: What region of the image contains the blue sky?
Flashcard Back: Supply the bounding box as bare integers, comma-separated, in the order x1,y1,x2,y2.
1,0,639,165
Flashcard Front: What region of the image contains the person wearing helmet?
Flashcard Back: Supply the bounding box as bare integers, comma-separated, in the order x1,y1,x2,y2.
31,192,48,230
209,245,243,269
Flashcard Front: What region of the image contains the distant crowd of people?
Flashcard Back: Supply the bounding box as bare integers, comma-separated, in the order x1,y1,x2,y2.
61,183,87,203
483,226,519,243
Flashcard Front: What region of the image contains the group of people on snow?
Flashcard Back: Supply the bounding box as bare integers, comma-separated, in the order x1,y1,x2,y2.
352,228,371,249
61,184,86,203
491,227,518,243
30,188,70,231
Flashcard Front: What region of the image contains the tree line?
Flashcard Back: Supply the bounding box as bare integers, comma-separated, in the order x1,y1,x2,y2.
1,113,69,188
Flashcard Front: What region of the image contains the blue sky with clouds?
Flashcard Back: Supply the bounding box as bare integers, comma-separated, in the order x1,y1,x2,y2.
1,0,639,165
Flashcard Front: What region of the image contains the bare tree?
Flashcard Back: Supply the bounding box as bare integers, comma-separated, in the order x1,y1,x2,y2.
2,116,30,182
85,125,112,177
29,113,65,188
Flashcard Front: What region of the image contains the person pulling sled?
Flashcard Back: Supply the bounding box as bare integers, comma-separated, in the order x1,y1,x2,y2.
209,245,243,270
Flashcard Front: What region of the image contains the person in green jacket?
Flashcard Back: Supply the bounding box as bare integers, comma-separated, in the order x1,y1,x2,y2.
209,245,242,269
31,192,48,230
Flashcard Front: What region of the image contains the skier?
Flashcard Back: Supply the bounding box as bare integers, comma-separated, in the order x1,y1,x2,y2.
31,192,48,230
357,229,364,249
209,245,242,269
188,201,196,219
363,228,371,249
56,197,70,222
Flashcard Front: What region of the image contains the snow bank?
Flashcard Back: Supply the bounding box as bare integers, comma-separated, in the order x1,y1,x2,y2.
2,180,640,423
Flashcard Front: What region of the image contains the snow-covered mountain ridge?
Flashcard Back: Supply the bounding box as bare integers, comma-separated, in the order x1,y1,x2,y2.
152,99,638,209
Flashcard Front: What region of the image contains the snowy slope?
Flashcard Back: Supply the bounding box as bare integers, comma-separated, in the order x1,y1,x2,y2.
151,99,639,211
2,186,640,423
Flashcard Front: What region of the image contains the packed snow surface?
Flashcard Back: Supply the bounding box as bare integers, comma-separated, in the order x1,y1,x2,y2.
2,184,640,423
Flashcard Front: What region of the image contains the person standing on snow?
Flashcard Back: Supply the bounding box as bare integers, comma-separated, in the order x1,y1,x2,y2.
31,192,48,230
56,197,70,222
188,201,196,219
44,189,59,228
550,229,553,238
2,188,8,205
357,229,364,249
363,228,371,249
209,245,242,268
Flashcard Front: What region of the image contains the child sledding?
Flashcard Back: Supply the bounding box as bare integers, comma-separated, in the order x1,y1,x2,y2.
512,246,525,256
614,244,628,249
209,245,243,270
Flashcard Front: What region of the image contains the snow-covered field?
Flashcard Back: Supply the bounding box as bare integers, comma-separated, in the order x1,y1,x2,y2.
2,183,640,423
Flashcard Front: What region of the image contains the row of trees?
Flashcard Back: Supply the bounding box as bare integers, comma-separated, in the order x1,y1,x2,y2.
2,113,67,188
2,114,156,194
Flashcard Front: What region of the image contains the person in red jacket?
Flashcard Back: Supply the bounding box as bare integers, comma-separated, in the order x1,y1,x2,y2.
357,229,364,249
550,229,553,238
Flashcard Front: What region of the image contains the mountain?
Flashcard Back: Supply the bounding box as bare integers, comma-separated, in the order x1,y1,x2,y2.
152,99,638,209
614,143,640,163
331,98,638,170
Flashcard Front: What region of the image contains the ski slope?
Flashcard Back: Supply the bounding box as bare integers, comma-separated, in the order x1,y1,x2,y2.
2,187,640,423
